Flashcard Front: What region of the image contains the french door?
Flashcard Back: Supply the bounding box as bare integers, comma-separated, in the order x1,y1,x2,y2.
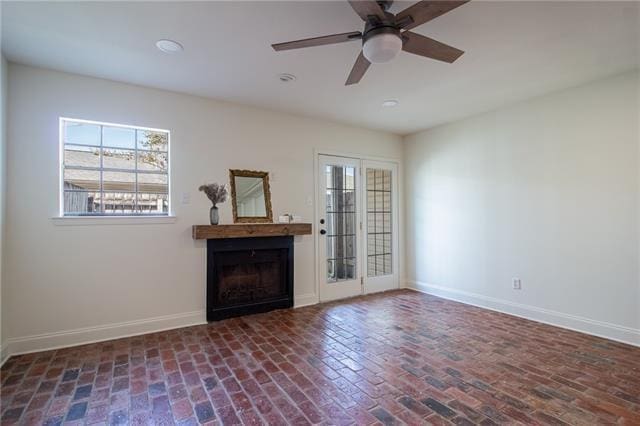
317,155,399,302
318,155,362,301
362,160,398,294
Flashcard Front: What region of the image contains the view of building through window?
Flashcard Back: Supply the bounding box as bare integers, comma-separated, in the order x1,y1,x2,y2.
61,118,169,216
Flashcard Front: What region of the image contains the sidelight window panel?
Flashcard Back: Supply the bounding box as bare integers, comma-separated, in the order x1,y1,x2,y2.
61,118,170,216
367,168,393,277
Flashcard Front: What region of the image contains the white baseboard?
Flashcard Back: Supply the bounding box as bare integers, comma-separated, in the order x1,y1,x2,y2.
5,282,633,366
1,310,206,366
295,293,319,308
1,295,321,367
407,280,640,348
0,339,9,367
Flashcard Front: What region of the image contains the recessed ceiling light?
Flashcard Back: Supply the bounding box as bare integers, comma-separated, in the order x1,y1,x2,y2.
382,99,399,107
156,39,183,53
278,73,296,83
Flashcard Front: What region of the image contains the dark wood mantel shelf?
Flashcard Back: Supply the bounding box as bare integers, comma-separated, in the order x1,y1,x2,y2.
192,223,312,240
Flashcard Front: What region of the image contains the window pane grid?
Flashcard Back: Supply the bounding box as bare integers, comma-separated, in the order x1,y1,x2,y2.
62,119,169,216
367,168,392,277
325,165,357,283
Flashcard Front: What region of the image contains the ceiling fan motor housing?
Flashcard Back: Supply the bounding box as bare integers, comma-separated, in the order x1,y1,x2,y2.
363,22,401,43
363,10,397,35
377,0,394,11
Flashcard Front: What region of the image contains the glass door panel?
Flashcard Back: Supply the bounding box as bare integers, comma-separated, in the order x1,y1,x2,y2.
318,155,362,301
326,165,357,282
367,168,392,276
362,160,398,294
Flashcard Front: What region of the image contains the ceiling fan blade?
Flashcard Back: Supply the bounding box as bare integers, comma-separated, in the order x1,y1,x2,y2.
348,0,386,22
272,31,362,51
396,1,469,31
345,51,371,85
402,31,464,63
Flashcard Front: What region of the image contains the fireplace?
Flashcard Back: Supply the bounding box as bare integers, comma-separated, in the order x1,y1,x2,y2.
206,236,293,321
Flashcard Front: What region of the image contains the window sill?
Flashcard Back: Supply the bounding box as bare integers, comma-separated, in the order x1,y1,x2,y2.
52,215,177,226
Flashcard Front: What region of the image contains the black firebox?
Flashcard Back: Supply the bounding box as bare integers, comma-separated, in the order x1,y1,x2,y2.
206,236,293,321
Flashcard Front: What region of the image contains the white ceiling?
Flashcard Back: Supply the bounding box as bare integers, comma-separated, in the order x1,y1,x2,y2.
2,1,639,135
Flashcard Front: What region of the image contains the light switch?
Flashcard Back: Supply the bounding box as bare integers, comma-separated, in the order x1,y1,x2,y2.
181,192,191,204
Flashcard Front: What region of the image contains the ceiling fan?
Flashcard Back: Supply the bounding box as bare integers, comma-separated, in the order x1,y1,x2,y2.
272,0,470,85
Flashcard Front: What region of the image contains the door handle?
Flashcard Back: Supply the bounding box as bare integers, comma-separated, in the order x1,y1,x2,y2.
320,229,326,235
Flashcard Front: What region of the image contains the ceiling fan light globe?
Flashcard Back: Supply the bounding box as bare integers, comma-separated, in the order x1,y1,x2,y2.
362,33,402,63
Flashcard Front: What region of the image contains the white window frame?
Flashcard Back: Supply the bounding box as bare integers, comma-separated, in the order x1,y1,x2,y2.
58,117,172,219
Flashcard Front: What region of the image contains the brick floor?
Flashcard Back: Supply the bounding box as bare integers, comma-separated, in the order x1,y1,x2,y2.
1,289,639,425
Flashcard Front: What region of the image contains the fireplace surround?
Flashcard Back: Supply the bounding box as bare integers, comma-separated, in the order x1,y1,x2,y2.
206,236,293,321
193,223,312,321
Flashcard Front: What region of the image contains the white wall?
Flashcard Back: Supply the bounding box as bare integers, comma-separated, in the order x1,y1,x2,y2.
405,71,640,346
3,63,402,357
6,61,637,362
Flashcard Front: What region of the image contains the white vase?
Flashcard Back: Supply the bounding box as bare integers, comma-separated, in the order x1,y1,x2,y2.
210,206,219,225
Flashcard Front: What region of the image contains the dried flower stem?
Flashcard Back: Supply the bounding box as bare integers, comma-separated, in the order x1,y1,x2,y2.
199,183,228,207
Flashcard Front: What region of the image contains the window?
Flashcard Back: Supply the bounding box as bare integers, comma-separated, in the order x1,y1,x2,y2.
61,118,169,216
366,168,392,276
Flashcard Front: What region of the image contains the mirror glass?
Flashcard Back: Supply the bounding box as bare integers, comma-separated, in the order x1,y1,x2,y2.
229,170,273,223
234,176,266,217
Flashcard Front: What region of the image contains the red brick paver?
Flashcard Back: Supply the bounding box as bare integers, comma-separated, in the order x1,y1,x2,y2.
1,290,639,425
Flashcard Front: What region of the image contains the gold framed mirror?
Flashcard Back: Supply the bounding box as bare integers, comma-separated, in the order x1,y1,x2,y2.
229,169,273,223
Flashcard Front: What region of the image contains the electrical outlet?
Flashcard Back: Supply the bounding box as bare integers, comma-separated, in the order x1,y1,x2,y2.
512,278,522,290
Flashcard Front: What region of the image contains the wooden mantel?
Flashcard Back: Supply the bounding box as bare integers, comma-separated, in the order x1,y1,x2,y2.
192,223,312,240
